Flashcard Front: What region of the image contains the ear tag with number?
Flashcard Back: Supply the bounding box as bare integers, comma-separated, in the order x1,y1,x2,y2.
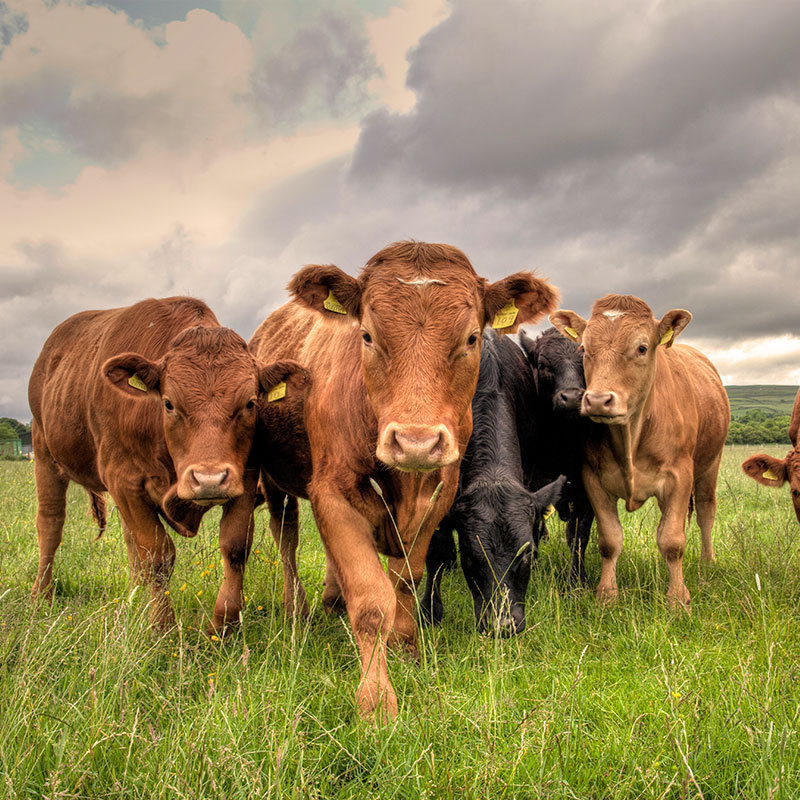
660,328,674,346
491,299,519,329
323,290,347,315
543,504,555,520
564,326,579,340
128,373,148,392
762,469,780,481
267,381,287,402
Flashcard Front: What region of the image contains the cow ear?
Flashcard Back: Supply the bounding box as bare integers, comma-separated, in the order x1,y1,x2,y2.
288,264,361,319
530,475,568,513
550,310,586,344
517,328,537,363
483,272,559,334
258,359,311,402
657,309,691,348
742,454,788,487
103,353,161,398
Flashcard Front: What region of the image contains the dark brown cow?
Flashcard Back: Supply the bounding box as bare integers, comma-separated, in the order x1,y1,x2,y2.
551,295,729,609
742,388,800,523
29,296,308,631
250,241,559,720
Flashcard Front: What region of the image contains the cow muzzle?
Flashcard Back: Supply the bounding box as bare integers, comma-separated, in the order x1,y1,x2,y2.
177,463,242,505
554,387,583,413
582,390,627,422
376,423,459,472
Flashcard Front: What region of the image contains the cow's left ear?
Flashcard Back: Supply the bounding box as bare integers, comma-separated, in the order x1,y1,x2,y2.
656,309,692,348
288,264,362,319
483,272,560,334
741,454,788,487
103,353,162,398
258,359,311,401
529,475,567,514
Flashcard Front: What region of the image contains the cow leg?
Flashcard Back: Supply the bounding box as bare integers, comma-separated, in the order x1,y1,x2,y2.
264,482,308,618
387,550,426,656
322,557,345,614
656,475,693,610
420,527,457,626
31,437,69,601
569,503,594,587
113,492,176,629
693,455,721,564
311,486,397,722
584,469,622,603
210,493,255,635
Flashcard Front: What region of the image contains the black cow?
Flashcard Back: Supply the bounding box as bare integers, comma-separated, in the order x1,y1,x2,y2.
420,328,565,636
519,327,594,584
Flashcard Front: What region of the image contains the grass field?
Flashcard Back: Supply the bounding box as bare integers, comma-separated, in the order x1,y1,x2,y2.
725,385,799,418
1,447,800,799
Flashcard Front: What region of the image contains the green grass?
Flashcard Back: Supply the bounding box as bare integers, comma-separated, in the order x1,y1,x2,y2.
2,447,800,798
726,385,799,418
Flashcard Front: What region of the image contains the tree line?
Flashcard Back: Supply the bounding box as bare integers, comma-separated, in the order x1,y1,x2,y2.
727,410,792,445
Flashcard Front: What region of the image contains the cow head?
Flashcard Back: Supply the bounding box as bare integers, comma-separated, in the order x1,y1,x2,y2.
453,475,566,636
103,326,308,506
520,327,586,415
289,241,559,472
550,295,691,425
742,449,800,524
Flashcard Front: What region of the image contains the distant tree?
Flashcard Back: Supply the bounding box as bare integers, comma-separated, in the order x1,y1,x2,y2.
0,422,19,441
727,410,792,445
0,417,30,435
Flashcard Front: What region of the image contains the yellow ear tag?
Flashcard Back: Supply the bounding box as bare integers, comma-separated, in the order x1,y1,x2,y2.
323,290,347,315
660,328,674,346
267,381,287,402
564,326,579,340
762,469,780,481
543,504,555,520
491,299,519,329
128,373,148,392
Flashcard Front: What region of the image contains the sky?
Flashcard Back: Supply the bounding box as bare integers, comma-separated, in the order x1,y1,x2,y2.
2,0,800,422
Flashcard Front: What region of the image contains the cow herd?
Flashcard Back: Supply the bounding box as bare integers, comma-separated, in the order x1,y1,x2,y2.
26,240,796,723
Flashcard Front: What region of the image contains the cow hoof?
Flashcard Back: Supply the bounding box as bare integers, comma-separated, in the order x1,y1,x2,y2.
322,593,346,615
356,683,398,725
388,632,419,660
595,585,618,605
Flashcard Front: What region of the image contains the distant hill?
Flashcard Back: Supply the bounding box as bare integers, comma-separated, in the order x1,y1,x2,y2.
725,385,798,418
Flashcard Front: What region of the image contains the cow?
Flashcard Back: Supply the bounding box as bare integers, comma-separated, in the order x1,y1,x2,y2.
550,294,730,609
741,388,800,523
420,328,566,636
249,241,559,721
28,296,309,632
519,327,594,585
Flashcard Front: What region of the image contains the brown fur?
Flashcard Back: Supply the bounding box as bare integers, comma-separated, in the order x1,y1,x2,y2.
29,296,308,633
550,294,730,609
742,387,800,524
250,240,559,721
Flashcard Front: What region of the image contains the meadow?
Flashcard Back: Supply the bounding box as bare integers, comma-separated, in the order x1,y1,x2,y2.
1,446,799,799
725,386,799,418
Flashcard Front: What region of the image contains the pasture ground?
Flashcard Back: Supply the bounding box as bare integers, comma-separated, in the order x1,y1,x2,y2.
725,385,799,418
1,446,799,799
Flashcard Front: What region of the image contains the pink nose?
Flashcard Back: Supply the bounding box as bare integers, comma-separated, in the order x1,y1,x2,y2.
377,423,458,471
582,390,623,418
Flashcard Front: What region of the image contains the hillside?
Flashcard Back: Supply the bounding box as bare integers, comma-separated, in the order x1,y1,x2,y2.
725,385,798,418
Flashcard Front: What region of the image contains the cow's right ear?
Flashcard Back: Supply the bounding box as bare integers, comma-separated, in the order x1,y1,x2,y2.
258,359,311,400
550,310,587,344
288,264,362,319
741,454,788,487
102,353,161,398
517,328,537,363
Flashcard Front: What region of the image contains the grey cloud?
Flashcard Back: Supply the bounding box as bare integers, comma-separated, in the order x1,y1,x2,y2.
0,1,27,51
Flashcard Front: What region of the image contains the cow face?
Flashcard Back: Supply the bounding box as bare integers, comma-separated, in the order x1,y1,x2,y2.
454,476,565,635
742,450,800,524
103,326,306,506
520,328,586,415
289,242,559,472
550,295,691,425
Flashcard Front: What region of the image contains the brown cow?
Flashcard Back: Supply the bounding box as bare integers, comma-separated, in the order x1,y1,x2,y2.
550,294,729,609
742,388,800,523
29,296,308,631
249,241,559,720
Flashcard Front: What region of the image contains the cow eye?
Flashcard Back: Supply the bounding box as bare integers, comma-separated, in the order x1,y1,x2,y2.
792,489,800,498
164,399,174,411
246,399,256,410
637,344,648,355
467,333,478,347
362,331,372,345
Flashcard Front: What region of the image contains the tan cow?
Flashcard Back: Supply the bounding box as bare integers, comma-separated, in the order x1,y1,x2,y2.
29,296,308,631
742,388,800,523
550,294,729,609
250,241,559,720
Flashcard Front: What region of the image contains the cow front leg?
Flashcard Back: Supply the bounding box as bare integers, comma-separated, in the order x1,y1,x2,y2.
583,468,622,604
210,492,255,634
387,550,426,657
420,527,457,625
311,486,397,722
113,492,176,629
657,474,693,610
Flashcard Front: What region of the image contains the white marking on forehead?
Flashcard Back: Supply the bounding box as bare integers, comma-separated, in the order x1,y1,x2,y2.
603,310,626,320
396,277,447,287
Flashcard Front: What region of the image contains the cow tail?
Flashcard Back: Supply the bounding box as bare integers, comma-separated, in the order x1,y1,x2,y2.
90,491,107,540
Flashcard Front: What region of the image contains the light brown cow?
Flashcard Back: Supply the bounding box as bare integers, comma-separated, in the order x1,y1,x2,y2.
550,294,729,609
29,296,308,631
742,388,800,523
250,241,559,720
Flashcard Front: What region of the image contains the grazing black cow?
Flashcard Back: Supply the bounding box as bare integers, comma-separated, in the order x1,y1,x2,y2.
421,328,565,635
520,327,594,585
